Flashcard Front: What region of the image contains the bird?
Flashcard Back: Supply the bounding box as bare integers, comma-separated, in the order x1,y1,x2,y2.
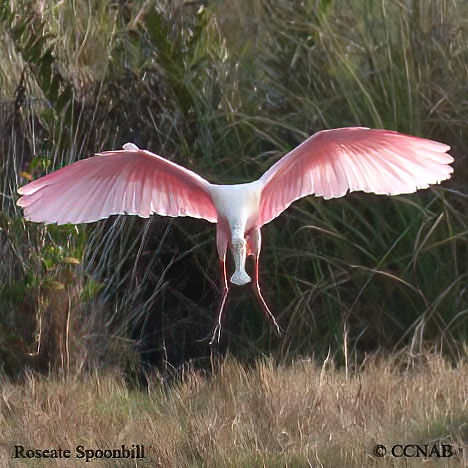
17,127,454,343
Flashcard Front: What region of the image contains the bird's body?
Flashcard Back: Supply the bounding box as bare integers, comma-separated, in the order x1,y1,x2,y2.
17,127,454,343
209,181,262,285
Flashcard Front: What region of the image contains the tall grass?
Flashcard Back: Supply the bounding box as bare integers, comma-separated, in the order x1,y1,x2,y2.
0,0,467,376
1,352,468,466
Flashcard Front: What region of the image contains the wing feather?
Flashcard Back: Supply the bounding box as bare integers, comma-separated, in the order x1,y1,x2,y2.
258,127,453,226
18,144,218,225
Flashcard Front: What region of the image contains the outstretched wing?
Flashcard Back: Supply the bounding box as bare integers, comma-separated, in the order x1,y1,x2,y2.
18,143,218,224
258,127,453,226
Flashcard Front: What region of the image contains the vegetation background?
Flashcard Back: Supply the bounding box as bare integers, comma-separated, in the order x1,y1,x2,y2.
1,0,468,465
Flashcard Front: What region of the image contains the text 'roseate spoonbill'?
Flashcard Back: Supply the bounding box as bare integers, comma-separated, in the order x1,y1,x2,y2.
17,127,453,343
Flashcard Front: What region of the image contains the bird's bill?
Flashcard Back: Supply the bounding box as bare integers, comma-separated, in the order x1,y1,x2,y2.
230,238,251,285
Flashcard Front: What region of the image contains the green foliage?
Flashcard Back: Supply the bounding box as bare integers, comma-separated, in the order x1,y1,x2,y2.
0,0,467,376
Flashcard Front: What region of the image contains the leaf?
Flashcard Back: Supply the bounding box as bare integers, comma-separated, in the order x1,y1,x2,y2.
43,279,65,290
62,257,81,265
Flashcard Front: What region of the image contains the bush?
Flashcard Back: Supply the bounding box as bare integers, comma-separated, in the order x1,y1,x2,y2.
1,0,467,377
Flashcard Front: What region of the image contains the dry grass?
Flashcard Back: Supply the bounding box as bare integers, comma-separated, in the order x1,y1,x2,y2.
1,352,467,467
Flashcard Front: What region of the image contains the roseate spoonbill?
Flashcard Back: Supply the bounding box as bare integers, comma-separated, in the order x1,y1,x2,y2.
17,127,453,343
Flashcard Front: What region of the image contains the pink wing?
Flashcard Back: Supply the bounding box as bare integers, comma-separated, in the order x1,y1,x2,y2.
258,127,453,226
17,143,218,224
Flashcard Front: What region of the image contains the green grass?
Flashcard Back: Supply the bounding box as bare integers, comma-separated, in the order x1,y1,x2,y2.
0,0,468,375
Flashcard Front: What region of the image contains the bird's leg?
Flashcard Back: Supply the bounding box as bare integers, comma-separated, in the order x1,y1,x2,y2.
210,257,230,345
252,254,282,337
